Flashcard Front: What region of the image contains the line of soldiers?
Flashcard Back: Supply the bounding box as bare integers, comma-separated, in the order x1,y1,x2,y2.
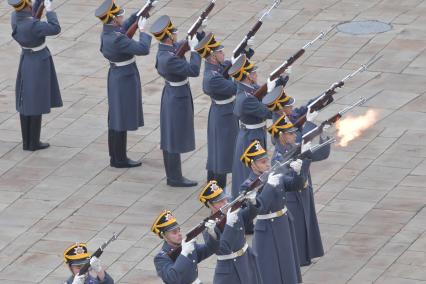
8,0,332,283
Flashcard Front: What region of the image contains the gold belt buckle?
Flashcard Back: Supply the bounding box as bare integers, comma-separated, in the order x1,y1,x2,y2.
276,210,284,217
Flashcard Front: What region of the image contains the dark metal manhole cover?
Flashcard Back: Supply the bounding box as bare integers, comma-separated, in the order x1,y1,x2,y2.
337,20,392,35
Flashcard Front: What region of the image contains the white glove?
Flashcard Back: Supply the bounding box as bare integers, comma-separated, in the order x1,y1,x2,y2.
89,256,102,273
200,18,208,30
247,37,255,47
290,159,303,175
151,0,158,6
205,220,217,239
44,0,52,11
71,274,86,284
246,190,257,205
285,66,292,74
231,56,237,64
267,77,278,93
306,107,318,122
188,35,199,52
181,238,195,257
226,208,240,227
267,172,282,187
301,141,312,153
138,17,147,31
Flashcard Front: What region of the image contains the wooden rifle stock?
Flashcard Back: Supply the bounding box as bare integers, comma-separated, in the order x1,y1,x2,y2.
126,0,156,38
253,26,337,100
175,0,216,57
253,48,306,100
224,0,280,78
167,189,255,262
34,2,45,19
223,21,262,78
77,228,125,276
295,59,374,127
78,247,103,276
292,80,346,128
167,208,223,262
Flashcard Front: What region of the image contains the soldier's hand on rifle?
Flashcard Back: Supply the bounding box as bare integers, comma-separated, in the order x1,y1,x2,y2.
138,17,147,32
226,208,240,227
44,0,53,12
267,77,278,93
152,0,158,6
285,66,292,74
267,172,282,187
205,219,217,240
71,274,86,284
247,37,255,47
89,256,102,273
181,238,196,257
301,141,312,153
320,124,331,139
289,159,303,175
188,35,199,52
200,18,208,31
246,191,257,205
306,107,318,122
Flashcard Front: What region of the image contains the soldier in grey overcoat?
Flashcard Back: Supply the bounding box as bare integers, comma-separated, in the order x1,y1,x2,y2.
228,55,290,201
195,33,238,188
151,210,218,284
199,181,262,284
150,15,204,187
227,55,270,200
63,242,114,284
9,0,62,151
95,0,152,168
240,140,304,283
267,88,331,265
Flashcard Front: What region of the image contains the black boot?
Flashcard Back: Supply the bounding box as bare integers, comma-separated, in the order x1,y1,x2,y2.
163,150,171,178
110,131,141,168
28,115,49,151
20,114,30,150
108,129,115,165
214,173,227,189
165,151,197,187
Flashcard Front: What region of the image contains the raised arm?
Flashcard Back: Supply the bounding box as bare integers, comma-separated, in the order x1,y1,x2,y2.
32,11,61,37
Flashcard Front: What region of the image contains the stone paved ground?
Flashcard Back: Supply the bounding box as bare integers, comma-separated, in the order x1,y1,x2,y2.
0,0,425,283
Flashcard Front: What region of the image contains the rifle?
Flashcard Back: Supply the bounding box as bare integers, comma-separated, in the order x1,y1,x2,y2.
253,26,334,100
77,227,126,276
292,55,382,128
301,97,367,144
175,0,216,57
34,2,45,19
126,0,157,38
222,0,281,77
167,138,335,262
